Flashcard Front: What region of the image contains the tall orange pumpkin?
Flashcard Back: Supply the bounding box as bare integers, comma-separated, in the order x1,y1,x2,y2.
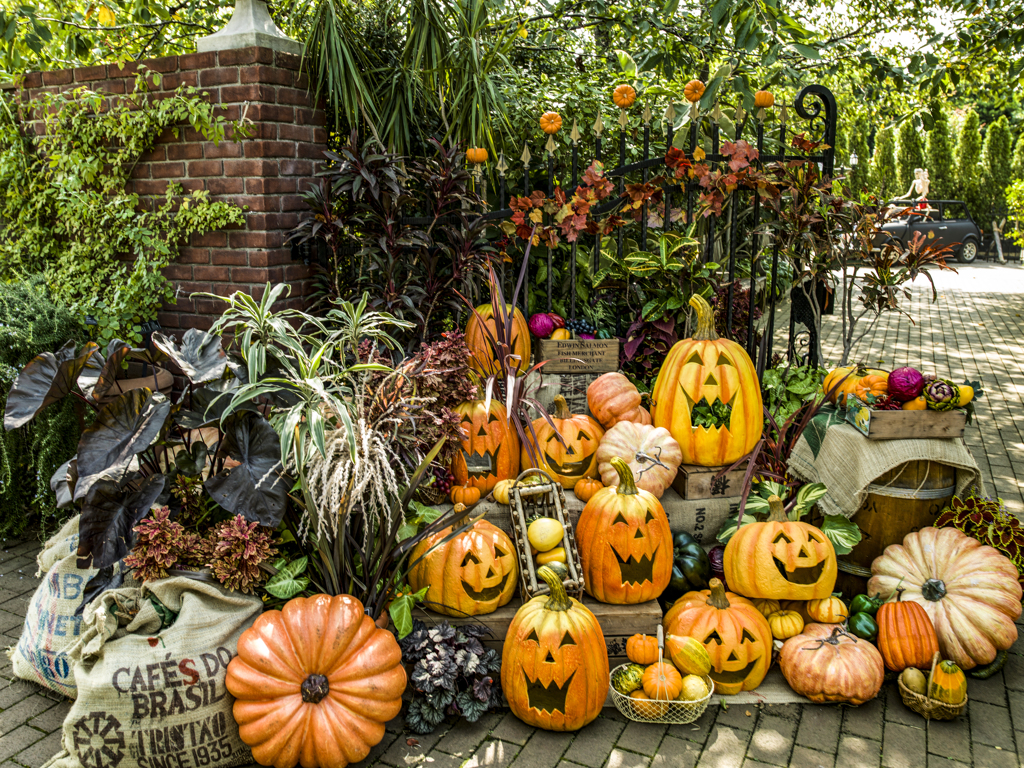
502,563,609,731
226,594,406,768
408,520,518,616
521,395,604,489
651,294,762,466
465,303,532,377
875,588,940,672
663,579,772,695
451,398,520,493
723,496,837,600
576,457,672,604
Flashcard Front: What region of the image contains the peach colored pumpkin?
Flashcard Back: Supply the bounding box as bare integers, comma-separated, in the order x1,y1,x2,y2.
596,421,682,498
587,372,646,429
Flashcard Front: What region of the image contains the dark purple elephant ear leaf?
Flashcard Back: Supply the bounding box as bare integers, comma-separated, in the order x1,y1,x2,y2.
77,474,165,571
4,340,98,430
74,389,171,501
151,329,226,384
78,339,132,404
76,564,125,616
50,457,79,510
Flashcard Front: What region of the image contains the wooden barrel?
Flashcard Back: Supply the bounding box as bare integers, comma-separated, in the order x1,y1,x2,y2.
829,460,956,598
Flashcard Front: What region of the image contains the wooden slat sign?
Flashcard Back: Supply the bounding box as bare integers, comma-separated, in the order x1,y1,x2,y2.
537,339,619,374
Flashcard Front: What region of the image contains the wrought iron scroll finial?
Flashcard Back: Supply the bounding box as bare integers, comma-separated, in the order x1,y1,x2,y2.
794,84,837,176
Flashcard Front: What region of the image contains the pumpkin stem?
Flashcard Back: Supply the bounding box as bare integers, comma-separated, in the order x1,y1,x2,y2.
301,674,330,704
610,456,639,496
706,578,731,610
766,495,787,523
552,395,571,420
538,562,572,611
689,294,719,341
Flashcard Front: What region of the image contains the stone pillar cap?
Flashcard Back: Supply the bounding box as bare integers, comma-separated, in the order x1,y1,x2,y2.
197,0,302,55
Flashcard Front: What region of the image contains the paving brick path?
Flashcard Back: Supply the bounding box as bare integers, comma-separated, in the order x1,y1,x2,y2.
1,263,1022,767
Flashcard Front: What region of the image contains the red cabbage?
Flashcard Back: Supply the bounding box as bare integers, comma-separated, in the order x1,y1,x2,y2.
888,367,925,402
528,313,555,339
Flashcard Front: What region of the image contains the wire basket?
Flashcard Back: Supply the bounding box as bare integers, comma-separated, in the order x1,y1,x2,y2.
609,626,714,725
897,652,968,721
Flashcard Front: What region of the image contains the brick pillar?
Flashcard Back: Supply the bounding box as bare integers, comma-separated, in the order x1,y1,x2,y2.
19,46,326,332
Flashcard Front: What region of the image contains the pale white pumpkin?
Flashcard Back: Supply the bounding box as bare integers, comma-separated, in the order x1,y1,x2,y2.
596,421,682,498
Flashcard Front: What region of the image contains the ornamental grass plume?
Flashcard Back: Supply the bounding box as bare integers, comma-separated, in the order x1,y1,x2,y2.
206,515,278,594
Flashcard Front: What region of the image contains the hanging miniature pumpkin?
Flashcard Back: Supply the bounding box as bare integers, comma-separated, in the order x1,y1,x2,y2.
587,372,646,429
521,395,604,489
806,596,848,624
493,479,514,505
683,80,706,103
753,598,781,619
778,624,885,705
651,294,763,466
226,594,406,768
502,563,609,731
596,421,682,498
753,90,775,109
930,659,967,704
664,531,712,602
626,634,659,665
612,84,637,109
663,579,772,695
451,398,520,494
464,303,532,377
466,147,489,164
723,496,837,600
822,365,889,404
875,588,940,672
853,374,889,401
540,111,563,134
767,610,805,640
642,662,683,700
576,457,672,604
573,477,604,503
868,526,1022,670
451,485,482,505
408,520,518,617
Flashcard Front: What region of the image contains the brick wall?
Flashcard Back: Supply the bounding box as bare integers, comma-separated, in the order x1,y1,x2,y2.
19,47,326,332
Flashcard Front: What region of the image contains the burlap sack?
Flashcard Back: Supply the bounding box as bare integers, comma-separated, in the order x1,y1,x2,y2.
11,515,98,697
43,576,263,768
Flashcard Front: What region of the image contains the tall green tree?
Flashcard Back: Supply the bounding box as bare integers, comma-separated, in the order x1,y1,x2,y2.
846,113,871,193
1012,135,1024,185
982,115,1014,217
955,110,986,224
925,108,955,200
871,126,898,200
896,118,925,196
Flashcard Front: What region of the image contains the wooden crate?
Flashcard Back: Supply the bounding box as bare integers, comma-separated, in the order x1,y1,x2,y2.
671,462,747,500
536,339,619,374
864,410,966,440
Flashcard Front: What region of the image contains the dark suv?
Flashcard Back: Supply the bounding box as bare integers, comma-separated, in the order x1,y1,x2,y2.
875,200,982,264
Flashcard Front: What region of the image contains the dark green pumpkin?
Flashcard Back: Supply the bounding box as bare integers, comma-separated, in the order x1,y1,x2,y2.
663,531,711,602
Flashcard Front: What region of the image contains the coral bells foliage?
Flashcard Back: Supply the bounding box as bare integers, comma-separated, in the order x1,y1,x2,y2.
936,493,1024,589
123,507,206,582
507,162,663,247
666,140,779,216
207,515,279,594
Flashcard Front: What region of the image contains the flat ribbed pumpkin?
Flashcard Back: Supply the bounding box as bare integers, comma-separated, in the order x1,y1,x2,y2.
596,421,682,498
779,624,884,705
225,594,406,768
651,294,763,466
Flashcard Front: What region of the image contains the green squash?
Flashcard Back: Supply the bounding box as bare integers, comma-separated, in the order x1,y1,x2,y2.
611,663,646,695
847,612,878,641
663,531,711,603
849,593,883,617
970,650,1008,679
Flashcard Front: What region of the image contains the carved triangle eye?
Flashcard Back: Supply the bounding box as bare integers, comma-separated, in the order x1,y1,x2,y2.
487,413,500,423
577,430,592,441
495,546,509,558
526,629,540,643
705,630,723,645
717,352,733,366
644,509,655,524
705,373,718,386
741,629,758,644
613,512,629,526
559,632,576,647
685,352,703,365
773,532,793,544
461,414,473,424
462,552,481,566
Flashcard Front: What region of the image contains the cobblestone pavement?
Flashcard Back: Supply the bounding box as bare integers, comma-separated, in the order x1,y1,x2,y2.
1,263,1022,768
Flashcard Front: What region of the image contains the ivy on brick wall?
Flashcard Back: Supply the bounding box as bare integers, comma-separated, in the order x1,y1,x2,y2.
0,69,247,344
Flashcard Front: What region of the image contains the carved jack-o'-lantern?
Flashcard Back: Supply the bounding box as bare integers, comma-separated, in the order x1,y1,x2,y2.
522,396,604,489
723,496,837,600
502,563,609,731
409,520,518,616
651,294,763,466
451,398,520,494
663,578,772,695
576,457,672,604
465,304,532,377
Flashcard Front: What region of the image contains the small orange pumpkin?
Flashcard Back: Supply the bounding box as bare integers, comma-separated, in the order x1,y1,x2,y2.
853,374,888,400
753,90,774,109
626,633,659,665
466,147,489,164
540,111,563,134
451,485,482,505
642,661,683,700
629,689,668,718
683,80,705,103
573,477,604,503
806,596,848,624
613,84,637,109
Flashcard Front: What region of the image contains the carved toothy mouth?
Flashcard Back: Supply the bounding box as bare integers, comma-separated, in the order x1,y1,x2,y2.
614,548,657,585
461,573,510,601
525,670,575,714
773,556,824,585
463,449,496,479
679,388,736,431
709,658,760,685
544,454,592,478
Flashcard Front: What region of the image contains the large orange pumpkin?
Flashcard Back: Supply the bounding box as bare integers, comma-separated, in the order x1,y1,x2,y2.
779,624,884,705
663,579,772,695
875,588,940,672
465,303,532,377
502,563,609,731
595,421,682,498
651,294,763,466
522,395,604,489
587,372,646,429
576,457,672,604
226,594,406,768
451,398,520,493
408,519,518,616
723,495,837,600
